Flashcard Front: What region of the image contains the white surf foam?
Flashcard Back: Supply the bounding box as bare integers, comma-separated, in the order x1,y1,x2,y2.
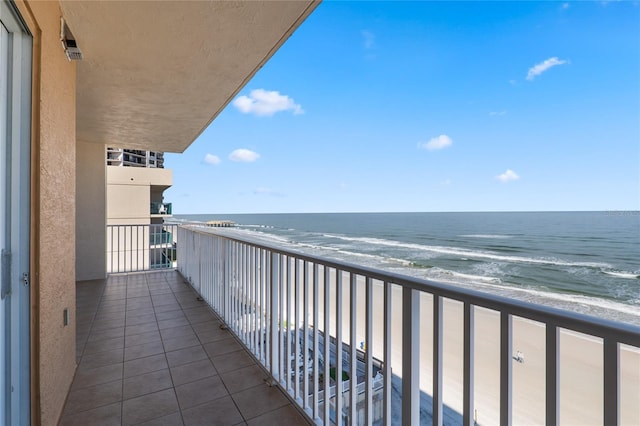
460,234,513,239
602,270,639,279
327,235,610,268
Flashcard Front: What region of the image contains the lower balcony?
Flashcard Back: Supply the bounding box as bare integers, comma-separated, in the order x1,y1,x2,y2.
63,271,310,425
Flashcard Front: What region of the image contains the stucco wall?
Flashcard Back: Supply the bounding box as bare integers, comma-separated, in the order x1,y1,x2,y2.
15,1,78,425
76,141,106,281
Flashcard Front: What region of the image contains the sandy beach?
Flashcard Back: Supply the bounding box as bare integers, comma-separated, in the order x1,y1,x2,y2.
295,268,640,425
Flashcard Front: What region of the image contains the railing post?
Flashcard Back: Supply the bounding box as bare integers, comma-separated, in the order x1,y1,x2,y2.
463,303,475,426
223,239,229,326
365,277,373,425
402,286,420,426
603,338,619,426
433,295,443,426
546,323,559,426
349,273,357,425
270,252,280,383
500,312,512,426
383,281,392,426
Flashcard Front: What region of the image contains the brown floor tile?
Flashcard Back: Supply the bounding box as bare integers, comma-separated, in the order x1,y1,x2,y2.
137,411,184,426
125,329,162,348
158,317,191,330
232,385,289,421
78,348,124,370
72,363,123,390
87,326,125,343
210,350,255,374
92,318,126,332
151,294,179,306
170,358,217,387
203,337,243,358
160,325,195,341
175,375,228,410
181,396,243,426
246,404,310,426
123,368,173,399
124,353,168,378
155,309,185,322
219,364,266,394
126,312,157,326
63,379,123,415
59,402,121,426
153,303,183,313
122,388,179,425
162,333,201,352
125,321,159,336
124,339,165,361
166,345,208,368
82,336,125,356
194,327,231,344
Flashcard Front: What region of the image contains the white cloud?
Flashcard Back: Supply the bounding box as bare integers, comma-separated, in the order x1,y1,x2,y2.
253,187,284,197
526,57,568,81
418,135,453,151
361,30,375,49
562,3,570,9
229,149,260,163
489,110,507,116
496,169,520,183
232,89,303,116
203,153,221,165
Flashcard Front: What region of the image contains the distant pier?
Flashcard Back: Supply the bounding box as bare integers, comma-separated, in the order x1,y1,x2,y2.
206,220,236,228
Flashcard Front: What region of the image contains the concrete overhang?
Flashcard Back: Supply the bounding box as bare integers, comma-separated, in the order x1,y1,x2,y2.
60,0,319,153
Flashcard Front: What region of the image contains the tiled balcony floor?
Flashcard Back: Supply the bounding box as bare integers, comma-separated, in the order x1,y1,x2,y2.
61,270,311,426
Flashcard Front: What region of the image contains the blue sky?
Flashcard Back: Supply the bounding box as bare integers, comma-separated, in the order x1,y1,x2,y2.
164,1,640,214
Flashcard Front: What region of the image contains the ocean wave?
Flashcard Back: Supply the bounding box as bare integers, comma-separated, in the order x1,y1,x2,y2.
326,235,611,269
426,267,502,284
294,241,415,267
460,234,513,239
602,270,640,279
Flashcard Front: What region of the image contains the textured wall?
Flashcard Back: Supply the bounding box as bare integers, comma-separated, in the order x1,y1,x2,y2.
16,1,78,425
76,141,106,281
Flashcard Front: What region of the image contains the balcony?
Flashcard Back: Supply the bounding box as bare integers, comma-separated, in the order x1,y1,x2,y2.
82,224,639,425
64,271,310,425
151,202,172,216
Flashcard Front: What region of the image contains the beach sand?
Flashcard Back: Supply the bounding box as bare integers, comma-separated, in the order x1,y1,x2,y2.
293,267,640,425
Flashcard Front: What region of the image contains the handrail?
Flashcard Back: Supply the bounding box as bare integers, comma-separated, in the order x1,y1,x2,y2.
177,224,640,426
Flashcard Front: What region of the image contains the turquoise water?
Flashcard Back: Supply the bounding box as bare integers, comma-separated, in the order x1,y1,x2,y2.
175,212,640,324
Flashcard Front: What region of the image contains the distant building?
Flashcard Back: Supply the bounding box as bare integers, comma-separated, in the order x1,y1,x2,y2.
107,147,164,168
106,157,173,271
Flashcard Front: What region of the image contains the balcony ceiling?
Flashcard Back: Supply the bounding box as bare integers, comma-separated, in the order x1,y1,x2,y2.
60,1,319,153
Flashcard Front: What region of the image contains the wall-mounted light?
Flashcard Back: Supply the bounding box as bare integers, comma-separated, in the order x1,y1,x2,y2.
60,17,83,61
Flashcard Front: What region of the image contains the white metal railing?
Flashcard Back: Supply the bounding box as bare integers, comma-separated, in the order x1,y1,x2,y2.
106,224,177,273
177,225,640,426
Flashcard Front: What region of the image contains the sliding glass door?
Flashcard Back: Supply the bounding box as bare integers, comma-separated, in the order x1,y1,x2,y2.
1,2,32,425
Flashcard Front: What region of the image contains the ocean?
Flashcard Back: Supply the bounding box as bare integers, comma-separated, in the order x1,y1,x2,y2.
174,211,640,325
